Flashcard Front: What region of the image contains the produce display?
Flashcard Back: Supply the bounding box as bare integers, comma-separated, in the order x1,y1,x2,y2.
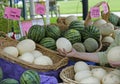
1,13,120,84
0,1,120,84
3,39,53,66
26,18,102,52
60,61,120,84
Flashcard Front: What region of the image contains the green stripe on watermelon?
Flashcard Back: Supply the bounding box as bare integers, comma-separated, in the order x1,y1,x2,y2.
63,29,81,44
69,20,85,32
39,37,56,50
109,13,119,26
20,70,40,84
46,25,61,40
81,25,100,42
27,25,45,43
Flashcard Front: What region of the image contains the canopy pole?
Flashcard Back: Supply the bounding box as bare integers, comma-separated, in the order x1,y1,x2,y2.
10,0,12,7
81,0,88,20
29,0,36,19
45,0,50,25
22,0,27,20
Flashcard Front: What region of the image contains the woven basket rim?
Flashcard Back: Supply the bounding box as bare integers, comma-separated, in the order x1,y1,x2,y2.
60,65,114,84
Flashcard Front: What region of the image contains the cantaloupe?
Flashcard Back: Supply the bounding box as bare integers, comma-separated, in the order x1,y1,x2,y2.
72,43,86,52
83,38,99,52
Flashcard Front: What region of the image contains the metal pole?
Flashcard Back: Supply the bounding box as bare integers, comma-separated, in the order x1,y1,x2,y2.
46,0,50,25
10,0,12,7
29,0,36,19
22,0,27,20
81,0,88,20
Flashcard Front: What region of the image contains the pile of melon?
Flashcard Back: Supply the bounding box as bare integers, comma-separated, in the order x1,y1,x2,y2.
56,36,99,53
73,61,120,84
26,16,117,52
3,39,53,65
93,19,115,44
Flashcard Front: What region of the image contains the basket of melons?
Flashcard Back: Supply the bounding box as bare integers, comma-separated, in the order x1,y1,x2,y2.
83,1,117,52
60,61,120,84
0,31,69,72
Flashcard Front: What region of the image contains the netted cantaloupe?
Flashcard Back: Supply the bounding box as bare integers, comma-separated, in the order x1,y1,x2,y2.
98,23,114,36
83,38,99,52
93,19,107,27
73,43,86,52
65,15,78,26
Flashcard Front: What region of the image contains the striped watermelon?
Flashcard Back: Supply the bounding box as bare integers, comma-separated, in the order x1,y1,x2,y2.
20,70,40,84
63,29,81,44
45,25,61,40
109,13,119,26
69,20,84,33
39,37,56,50
27,25,45,43
0,78,19,84
0,67,3,81
81,25,100,42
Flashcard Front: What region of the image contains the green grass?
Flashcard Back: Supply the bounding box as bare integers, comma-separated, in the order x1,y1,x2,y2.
57,0,120,14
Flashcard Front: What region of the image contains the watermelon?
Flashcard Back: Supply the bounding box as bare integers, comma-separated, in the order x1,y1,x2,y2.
0,78,19,84
45,25,61,40
20,70,40,84
109,13,119,26
27,25,45,43
69,20,84,33
63,29,81,44
39,37,56,50
81,25,100,42
0,67,3,81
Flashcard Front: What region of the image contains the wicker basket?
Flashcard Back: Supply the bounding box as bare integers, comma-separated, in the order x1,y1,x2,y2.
0,31,69,72
57,17,69,32
84,1,110,26
60,65,114,84
83,1,111,52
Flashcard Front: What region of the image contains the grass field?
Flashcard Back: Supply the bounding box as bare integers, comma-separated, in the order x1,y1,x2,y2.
57,0,120,14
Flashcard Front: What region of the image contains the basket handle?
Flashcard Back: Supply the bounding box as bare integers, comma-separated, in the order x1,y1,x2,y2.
84,1,110,26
